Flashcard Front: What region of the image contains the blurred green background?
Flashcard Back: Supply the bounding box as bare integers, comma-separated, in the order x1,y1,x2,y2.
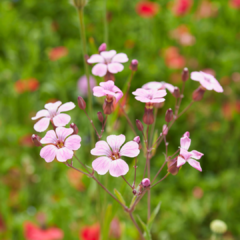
0,0,240,239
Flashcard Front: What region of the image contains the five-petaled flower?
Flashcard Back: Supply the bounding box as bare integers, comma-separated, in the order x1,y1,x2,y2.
177,132,204,171
32,101,75,132
142,81,175,93
191,71,223,92
40,127,81,162
87,50,128,77
91,134,140,177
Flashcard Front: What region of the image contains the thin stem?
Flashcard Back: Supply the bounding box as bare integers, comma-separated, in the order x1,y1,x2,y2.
169,149,180,159
77,8,94,147
65,163,90,176
129,213,145,240
177,101,194,119
150,173,170,189
103,0,108,46
164,136,168,156
151,161,167,184
124,71,134,103
122,176,133,189
100,115,108,138
133,158,137,188
146,125,151,220
150,108,158,146
83,109,100,139
74,154,91,175
118,103,137,135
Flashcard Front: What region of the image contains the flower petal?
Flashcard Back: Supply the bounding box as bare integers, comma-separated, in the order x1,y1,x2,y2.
92,157,112,175
53,113,71,127
92,63,108,77
177,156,186,168
44,101,62,111
191,71,203,82
109,159,129,177
56,147,73,162
91,140,112,156
93,86,106,97
180,136,191,150
100,80,114,90
188,159,202,172
58,102,75,113
112,53,128,63
65,135,81,151
32,110,49,120
142,82,162,90
100,50,116,60
40,145,57,162
56,127,73,142
107,134,126,152
120,141,140,157
153,89,167,98
41,130,57,144
164,83,175,93
107,63,124,74
180,148,192,160
34,117,51,132
87,54,104,63
190,150,204,160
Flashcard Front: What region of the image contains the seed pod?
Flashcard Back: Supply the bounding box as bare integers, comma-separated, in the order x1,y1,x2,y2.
103,98,114,115
78,96,86,110
172,87,180,98
32,134,42,147
192,86,205,101
165,108,173,122
136,119,144,131
182,67,189,82
97,111,104,123
70,123,79,134
167,158,179,175
143,104,154,125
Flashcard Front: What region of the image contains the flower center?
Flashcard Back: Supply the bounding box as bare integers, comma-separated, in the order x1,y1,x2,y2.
56,140,64,148
111,151,120,160
204,76,212,83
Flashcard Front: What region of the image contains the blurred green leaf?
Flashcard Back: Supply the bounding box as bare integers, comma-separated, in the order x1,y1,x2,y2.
137,215,152,240
147,202,161,230
114,188,126,206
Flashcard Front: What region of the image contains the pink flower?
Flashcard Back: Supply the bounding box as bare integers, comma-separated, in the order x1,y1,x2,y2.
177,132,204,171
171,0,192,16
91,135,140,177
136,1,160,18
48,47,68,61
230,0,240,8
142,81,175,93
191,71,223,92
87,50,128,77
93,81,123,103
40,127,81,162
132,88,167,103
32,101,75,132
78,75,96,97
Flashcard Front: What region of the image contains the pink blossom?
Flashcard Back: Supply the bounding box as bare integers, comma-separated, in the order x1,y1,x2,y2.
132,88,167,103
32,101,75,132
91,135,140,177
191,71,223,92
142,81,175,93
40,127,81,162
78,75,96,97
141,178,151,187
93,81,123,103
177,132,204,171
87,50,128,77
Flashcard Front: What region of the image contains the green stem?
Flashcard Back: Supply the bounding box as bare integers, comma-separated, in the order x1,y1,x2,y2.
77,8,94,147
104,0,108,46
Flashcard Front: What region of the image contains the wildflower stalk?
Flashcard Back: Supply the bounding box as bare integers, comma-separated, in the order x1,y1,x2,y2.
122,176,133,189
77,8,94,146
150,108,158,145
150,173,170,188
129,212,145,240
146,125,151,220
103,0,108,46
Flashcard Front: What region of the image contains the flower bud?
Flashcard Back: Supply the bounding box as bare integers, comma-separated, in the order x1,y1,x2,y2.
98,43,107,53
172,87,180,98
104,71,115,82
70,123,78,134
192,86,205,101
141,178,151,188
162,124,168,136
103,98,114,115
133,136,140,144
109,218,121,239
183,131,190,138
143,104,154,125
182,67,189,82
132,189,137,195
32,134,42,147
78,96,86,110
167,158,179,175
129,59,138,71
72,0,88,9
97,111,104,123
210,220,227,234
165,108,173,122
136,119,144,132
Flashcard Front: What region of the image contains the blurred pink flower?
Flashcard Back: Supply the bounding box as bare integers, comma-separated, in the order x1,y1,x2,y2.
78,75,96,97
24,221,63,240
171,0,192,16
91,134,140,177
191,71,223,92
87,50,128,77
136,1,160,18
164,47,186,69
177,132,204,171
40,127,81,162
93,81,123,103
48,47,68,61
142,81,175,93
230,0,240,8
32,101,75,132
170,25,195,46
196,0,218,18
14,78,39,94
80,223,100,240
132,88,167,103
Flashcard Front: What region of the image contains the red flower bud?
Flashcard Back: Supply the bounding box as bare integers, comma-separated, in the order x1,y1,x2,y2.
167,158,179,175
32,134,42,147
103,98,114,115
172,87,180,98
97,111,104,123
78,96,86,110
192,86,205,101
70,123,78,134
136,119,144,131
165,108,173,122
143,104,154,125
182,67,189,82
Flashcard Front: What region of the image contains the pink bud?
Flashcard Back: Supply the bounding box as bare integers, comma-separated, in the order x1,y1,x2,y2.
136,119,144,131
143,105,154,125
162,124,168,135
183,131,190,138
78,96,86,110
70,123,78,134
98,43,107,53
129,59,138,71
132,189,137,195
165,108,173,122
182,67,189,82
141,178,151,188
97,111,104,123
172,87,180,98
32,134,42,147
192,86,205,101
133,136,140,144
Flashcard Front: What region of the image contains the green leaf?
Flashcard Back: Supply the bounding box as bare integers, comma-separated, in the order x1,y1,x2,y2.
137,215,152,240
147,202,161,230
151,130,158,156
102,204,113,240
130,195,137,208
114,188,126,205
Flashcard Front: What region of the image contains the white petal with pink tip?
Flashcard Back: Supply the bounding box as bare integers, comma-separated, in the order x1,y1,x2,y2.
188,159,202,172
87,54,104,63
44,101,62,111
177,156,186,168
112,53,128,63
180,136,191,150
92,157,112,175
107,135,126,151
120,141,140,157
56,127,73,142
53,114,71,127
109,159,129,177
65,135,81,151
108,63,124,74
41,130,57,144
58,102,75,113
91,141,112,156
92,63,108,77
56,148,73,162
34,117,51,132
32,110,49,120
40,145,57,162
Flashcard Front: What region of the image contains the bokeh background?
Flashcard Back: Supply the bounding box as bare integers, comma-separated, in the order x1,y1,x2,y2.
0,0,240,239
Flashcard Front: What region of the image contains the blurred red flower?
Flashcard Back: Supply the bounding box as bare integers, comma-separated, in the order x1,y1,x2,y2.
67,169,85,191
164,47,185,69
19,134,34,147
24,222,63,240
80,224,100,240
48,47,68,61
14,78,39,94
171,0,192,16
230,0,240,8
196,0,218,18
136,1,159,18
